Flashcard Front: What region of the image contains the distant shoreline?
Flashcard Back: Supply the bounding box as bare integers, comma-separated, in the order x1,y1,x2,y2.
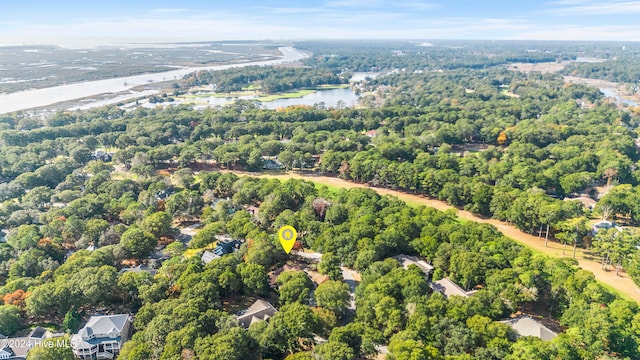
0,47,308,115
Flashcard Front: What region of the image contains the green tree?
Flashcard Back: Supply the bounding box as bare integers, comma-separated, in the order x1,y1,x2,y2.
258,303,319,356
313,341,356,360
314,280,351,317
165,191,204,218
120,228,157,260
0,305,21,336
592,228,639,275
277,271,314,305
194,327,260,360
118,338,153,360
318,252,343,280
555,217,589,257
63,309,82,333
140,211,173,238
173,168,195,190
26,337,74,360
238,263,269,296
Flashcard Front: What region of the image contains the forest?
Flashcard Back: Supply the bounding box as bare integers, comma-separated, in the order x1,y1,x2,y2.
183,66,349,93
0,41,640,359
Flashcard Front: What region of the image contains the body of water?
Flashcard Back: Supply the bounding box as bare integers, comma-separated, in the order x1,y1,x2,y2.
263,88,359,109
0,47,307,114
600,88,639,106
148,88,360,110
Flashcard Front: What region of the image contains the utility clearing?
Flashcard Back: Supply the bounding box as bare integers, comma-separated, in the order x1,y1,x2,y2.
225,170,640,303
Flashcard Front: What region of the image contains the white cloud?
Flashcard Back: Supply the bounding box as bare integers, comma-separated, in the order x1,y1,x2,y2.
513,24,640,40
325,0,384,8
546,0,640,15
1,4,639,45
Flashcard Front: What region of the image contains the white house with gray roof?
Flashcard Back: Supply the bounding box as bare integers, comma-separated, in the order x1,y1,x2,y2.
71,314,132,359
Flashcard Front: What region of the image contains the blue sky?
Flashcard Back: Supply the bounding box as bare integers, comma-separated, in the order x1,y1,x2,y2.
1,1,639,45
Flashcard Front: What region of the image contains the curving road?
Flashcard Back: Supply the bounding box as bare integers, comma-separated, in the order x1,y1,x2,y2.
224,170,640,303
0,47,308,114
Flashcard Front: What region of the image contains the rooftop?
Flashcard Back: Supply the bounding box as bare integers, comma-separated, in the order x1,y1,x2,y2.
393,254,434,275
236,299,278,328
431,278,477,298
201,250,220,264
72,314,131,350
28,327,47,339
501,316,557,341
119,264,157,276
563,196,596,210
0,337,38,358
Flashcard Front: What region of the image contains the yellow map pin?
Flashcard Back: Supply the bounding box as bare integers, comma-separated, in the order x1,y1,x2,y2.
278,225,297,254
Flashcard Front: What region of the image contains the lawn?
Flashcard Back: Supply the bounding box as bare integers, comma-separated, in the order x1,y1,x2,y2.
183,242,217,258
499,88,520,98
256,89,316,102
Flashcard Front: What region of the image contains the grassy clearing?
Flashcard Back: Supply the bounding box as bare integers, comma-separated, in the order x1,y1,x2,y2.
181,91,255,99
314,182,343,194
256,90,316,102
242,84,262,91
184,242,217,258
499,88,520,98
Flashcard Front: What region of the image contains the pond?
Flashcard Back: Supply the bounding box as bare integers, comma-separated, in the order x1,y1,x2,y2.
261,88,360,109
600,88,639,107
160,87,360,110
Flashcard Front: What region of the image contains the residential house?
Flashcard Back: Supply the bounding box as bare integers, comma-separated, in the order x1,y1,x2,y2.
393,255,434,277
92,150,113,162
154,188,175,202
119,264,157,277
236,300,278,328
304,270,330,288
201,240,242,264
591,219,619,235
27,327,46,341
0,345,16,360
0,326,51,360
262,158,284,170
71,314,133,360
431,278,477,299
563,196,597,211
201,250,219,264
501,316,557,341
268,264,303,287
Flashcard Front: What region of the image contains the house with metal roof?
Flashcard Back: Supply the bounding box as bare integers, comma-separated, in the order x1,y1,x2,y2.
71,314,132,360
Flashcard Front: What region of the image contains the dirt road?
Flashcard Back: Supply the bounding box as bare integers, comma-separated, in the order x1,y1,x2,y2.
224,170,640,303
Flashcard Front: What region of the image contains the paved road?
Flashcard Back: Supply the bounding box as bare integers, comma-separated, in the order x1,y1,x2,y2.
341,266,359,310
292,250,322,261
